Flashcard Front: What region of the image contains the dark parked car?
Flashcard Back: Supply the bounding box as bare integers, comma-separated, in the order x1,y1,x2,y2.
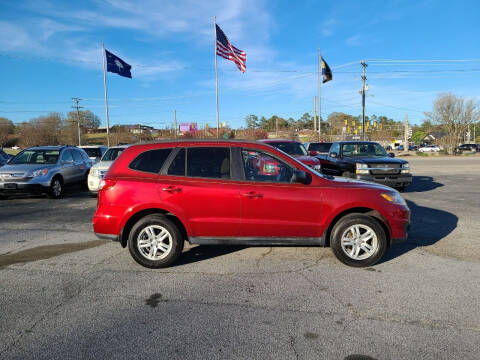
457,144,477,152
93,140,410,269
259,139,321,171
0,146,92,198
316,141,412,190
304,142,333,156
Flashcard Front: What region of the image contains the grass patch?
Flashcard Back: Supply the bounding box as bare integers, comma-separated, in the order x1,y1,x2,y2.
3,149,20,155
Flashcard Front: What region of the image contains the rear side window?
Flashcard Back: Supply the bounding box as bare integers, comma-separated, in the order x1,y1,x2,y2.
129,148,172,174
187,147,230,179
167,148,186,176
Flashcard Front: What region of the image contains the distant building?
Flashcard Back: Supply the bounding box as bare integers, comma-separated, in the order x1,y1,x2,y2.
422,131,446,144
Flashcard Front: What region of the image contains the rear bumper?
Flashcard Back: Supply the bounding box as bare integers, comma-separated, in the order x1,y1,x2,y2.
356,173,412,188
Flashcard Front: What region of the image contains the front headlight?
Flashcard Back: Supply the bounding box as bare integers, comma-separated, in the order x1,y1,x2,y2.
313,164,321,171
32,169,48,177
401,163,410,174
381,191,407,206
356,163,369,174
90,169,98,177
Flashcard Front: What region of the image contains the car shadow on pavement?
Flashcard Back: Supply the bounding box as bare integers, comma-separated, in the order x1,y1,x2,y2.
403,176,443,193
379,199,458,264
174,245,246,267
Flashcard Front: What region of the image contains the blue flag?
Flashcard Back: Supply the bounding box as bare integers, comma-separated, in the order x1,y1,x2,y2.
321,57,332,83
105,49,132,78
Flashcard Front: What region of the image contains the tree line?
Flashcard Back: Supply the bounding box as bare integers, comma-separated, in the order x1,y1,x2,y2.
0,110,101,148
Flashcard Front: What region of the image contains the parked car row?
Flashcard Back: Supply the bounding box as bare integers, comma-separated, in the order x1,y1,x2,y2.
0,145,122,199
93,139,410,269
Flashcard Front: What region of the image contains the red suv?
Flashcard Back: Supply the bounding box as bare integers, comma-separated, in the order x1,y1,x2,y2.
93,140,410,268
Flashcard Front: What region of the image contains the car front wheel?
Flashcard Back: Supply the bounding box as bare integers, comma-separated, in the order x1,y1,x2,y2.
48,177,63,199
128,214,184,268
330,214,387,267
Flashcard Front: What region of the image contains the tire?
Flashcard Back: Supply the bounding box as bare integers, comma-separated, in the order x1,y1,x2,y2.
47,176,63,199
128,214,184,268
330,214,387,267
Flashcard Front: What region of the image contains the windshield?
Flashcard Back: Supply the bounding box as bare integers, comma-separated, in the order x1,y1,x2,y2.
10,149,60,164
269,142,308,156
341,143,388,157
83,148,101,158
309,143,332,152
101,148,125,162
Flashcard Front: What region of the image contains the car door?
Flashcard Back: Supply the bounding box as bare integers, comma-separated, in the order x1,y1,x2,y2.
158,146,241,238
238,149,323,239
71,149,87,182
59,149,75,183
323,143,341,175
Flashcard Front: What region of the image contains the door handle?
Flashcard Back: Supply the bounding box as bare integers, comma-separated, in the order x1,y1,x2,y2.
242,191,263,198
161,186,182,193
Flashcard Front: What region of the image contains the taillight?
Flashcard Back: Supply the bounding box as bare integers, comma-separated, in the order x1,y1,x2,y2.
98,178,117,191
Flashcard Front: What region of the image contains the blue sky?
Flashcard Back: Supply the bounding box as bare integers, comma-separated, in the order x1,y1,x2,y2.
1,0,479,129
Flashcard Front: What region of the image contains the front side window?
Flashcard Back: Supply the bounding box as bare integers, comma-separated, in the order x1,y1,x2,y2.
61,150,73,162
129,148,172,174
186,147,230,179
72,150,83,162
329,143,340,155
241,150,294,183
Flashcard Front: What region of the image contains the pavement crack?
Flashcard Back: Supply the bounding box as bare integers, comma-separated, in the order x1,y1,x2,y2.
289,335,299,360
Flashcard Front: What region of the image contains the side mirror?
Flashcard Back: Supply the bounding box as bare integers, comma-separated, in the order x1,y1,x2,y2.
389,152,395,158
292,170,312,185
329,152,338,158
309,150,318,156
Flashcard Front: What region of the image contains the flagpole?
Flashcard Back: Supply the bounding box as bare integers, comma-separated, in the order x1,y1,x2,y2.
102,42,110,147
214,16,219,139
318,48,322,142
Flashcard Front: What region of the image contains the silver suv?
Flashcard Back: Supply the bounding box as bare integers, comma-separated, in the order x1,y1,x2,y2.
0,146,92,198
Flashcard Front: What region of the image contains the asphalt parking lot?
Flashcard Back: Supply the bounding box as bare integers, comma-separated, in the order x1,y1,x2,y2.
1,157,479,360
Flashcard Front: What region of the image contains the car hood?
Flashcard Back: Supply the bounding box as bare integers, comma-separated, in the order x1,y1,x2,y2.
328,175,394,192
91,160,113,171
341,156,407,165
292,155,320,165
0,163,56,175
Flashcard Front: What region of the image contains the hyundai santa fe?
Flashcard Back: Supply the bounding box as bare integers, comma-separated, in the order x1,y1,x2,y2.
93,140,410,268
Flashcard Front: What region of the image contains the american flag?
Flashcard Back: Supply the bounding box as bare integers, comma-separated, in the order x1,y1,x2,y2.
216,24,246,73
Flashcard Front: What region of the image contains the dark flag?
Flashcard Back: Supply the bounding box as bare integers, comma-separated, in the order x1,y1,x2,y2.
216,24,246,73
321,57,332,83
105,49,132,78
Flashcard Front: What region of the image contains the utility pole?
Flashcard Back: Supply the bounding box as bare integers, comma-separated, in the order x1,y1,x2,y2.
318,48,322,141
404,113,409,152
71,97,83,146
174,110,177,138
313,96,317,133
361,60,368,140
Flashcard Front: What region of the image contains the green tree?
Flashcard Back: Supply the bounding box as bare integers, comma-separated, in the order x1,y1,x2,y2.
245,114,259,129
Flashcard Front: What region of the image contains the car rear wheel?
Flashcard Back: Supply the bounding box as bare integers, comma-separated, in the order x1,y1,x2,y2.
48,177,63,199
330,214,387,267
128,214,184,268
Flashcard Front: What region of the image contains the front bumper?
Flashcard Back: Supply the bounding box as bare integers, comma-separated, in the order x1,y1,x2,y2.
356,173,412,188
88,175,102,192
0,182,50,194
